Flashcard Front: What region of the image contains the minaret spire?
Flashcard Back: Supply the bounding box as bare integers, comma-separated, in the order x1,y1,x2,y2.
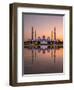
54,27,56,43
35,30,36,40
32,26,34,41
51,30,53,41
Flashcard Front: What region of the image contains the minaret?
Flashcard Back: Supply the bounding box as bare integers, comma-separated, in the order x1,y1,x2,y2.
51,30,53,41
32,26,34,41
54,27,56,43
35,30,36,41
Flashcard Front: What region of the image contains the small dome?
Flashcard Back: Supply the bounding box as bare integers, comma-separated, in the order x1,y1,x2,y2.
43,35,45,39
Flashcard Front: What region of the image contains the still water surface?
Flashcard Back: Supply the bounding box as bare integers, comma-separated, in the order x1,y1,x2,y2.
24,46,63,74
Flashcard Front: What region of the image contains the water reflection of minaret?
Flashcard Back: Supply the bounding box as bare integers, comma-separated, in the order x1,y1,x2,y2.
53,47,56,63
51,49,53,59
32,49,37,64
51,48,56,63
35,49,36,61
32,49,34,64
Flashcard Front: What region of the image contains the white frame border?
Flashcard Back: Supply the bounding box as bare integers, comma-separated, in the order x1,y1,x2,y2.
17,7,70,83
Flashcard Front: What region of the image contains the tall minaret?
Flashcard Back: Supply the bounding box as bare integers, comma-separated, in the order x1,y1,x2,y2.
32,26,34,41
35,30,36,41
51,30,53,41
54,27,56,43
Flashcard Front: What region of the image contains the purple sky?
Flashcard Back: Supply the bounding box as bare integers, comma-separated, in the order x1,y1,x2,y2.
23,14,63,41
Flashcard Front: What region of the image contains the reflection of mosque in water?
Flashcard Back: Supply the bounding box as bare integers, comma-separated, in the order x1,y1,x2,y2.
23,47,63,74
30,46,56,64
23,46,63,74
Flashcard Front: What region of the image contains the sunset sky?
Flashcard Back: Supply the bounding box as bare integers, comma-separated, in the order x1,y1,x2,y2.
23,13,63,41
